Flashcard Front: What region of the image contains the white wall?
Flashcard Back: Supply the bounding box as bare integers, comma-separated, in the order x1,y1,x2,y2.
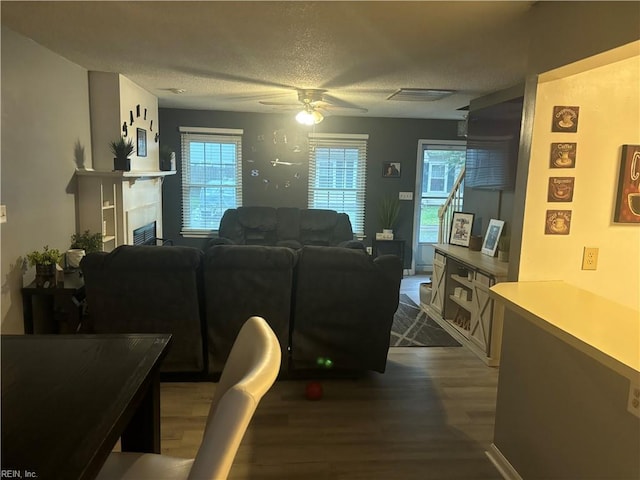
519,43,640,310
90,72,159,172
1,27,92,332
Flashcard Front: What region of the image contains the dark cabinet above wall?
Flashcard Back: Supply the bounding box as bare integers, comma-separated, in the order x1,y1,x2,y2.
464,95,524,191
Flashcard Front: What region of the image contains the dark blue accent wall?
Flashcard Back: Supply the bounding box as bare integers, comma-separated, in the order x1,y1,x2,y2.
158,108,459,268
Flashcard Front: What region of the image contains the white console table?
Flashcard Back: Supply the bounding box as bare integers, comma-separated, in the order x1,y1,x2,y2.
424,244,508,366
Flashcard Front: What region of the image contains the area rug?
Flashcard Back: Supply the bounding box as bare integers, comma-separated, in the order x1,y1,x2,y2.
390,294,461,347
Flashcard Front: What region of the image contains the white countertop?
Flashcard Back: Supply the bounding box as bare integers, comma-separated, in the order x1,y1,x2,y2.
490,281,640,379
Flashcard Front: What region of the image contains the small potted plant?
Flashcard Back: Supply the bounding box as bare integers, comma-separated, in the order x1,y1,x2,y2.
110,137,135,171
378,196,401,236
26,245,61,287
159,144,175,171
70,230,102,253
68,230,102,268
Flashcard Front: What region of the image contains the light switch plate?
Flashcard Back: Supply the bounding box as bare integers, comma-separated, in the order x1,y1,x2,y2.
399,192,413,200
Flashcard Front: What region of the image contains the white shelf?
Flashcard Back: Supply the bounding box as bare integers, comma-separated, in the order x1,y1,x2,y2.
444,317,470,337
102,235,116,243
451,274,474,288
76,168,176,178
449,294,473,312
102,204,115,211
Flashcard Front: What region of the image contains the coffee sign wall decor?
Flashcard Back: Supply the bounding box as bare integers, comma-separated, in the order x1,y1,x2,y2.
614,144,640,223
550,142,577,168
545,210,572,235
548,177,575,202
551,105,580,133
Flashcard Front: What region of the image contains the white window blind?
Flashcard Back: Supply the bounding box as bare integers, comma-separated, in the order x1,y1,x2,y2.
308,133,368,235
179,127,243,236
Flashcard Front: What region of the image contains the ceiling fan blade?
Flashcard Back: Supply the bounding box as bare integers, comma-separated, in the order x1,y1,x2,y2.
259,100,301,106
321,93,368,113
174,66,297,90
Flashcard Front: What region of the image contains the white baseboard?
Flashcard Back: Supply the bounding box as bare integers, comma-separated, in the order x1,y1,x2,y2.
486,444,523,480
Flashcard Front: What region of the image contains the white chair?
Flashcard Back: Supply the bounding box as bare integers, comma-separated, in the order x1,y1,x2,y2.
96,316,282,480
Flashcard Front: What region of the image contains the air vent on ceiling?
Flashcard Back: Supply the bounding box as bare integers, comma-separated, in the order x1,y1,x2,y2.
387,88,456,102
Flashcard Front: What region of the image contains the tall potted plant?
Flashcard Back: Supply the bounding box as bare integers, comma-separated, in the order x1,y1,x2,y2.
110,137,135,171
378,196,401,234
26,245,61,288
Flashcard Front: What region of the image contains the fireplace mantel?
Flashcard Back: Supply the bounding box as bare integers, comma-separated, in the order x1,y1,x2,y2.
76,169,171,251
76,168,176,184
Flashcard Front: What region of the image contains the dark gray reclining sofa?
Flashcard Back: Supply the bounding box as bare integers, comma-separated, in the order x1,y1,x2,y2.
213,207,364,250
81,243,402,377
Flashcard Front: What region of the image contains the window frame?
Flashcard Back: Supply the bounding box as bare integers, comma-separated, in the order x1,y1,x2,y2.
179,126,243,237
307,132,368,236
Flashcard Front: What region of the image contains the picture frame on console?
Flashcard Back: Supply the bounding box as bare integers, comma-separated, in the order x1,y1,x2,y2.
449,212,475,247
481,219,504,257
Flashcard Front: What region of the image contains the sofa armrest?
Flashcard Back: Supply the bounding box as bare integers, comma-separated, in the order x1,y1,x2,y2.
207,237,236,248
337,239,366,250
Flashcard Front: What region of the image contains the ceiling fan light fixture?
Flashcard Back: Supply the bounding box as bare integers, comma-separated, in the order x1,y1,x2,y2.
296,108,323,125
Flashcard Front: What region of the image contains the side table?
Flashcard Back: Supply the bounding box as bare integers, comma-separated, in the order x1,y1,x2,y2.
372,239,405,268
21,270,85,334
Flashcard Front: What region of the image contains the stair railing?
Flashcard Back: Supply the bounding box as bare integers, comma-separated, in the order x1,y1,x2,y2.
437,166,466,244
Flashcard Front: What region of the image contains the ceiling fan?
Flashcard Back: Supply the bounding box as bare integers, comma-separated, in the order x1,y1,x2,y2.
259,89,368,125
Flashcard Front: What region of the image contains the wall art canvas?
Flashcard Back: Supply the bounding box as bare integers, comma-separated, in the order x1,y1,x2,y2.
545,210,572,235
137,128,147,157
614,144,640,223
449,212,475,247
547,177,575,202
551,106,580,133
383,162,401,178
550,142,577,168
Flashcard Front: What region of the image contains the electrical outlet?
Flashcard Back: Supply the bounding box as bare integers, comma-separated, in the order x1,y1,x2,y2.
581,247,598,270
399,192,413,200
366,246,372,255
627,382,640,418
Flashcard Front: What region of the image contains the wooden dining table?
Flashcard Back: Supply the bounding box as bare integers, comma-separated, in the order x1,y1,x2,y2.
1,333,172,480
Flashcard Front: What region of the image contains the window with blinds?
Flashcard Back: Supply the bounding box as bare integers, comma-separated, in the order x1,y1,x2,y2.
179,127,243,236
308,133,368,236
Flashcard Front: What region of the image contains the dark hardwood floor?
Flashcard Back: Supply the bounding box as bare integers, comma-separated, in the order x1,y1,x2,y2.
159,275,501,479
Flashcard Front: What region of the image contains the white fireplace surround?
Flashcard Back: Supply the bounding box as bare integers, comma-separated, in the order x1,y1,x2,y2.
76,170,173,251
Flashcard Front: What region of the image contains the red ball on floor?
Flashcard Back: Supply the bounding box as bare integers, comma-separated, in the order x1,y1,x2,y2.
305,381,323,400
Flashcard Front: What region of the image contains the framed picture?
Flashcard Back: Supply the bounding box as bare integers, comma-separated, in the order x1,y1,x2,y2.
449,212,475,247
137,128,147,157
548,177,575,202
614,144,640,223
551,105,579,133
550,142,577,168
383,162,401,178
481,219,504,257
545,209,572,235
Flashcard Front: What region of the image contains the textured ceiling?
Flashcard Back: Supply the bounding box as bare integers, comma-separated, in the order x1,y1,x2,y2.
1,1,535,120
